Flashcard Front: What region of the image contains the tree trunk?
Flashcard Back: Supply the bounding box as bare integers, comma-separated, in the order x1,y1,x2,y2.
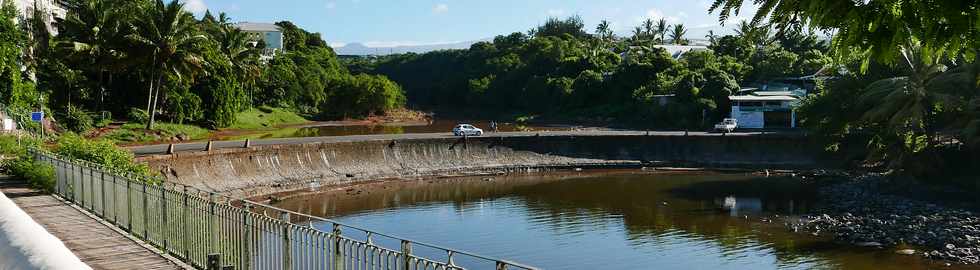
146,54,157,115
146,69,155,115
147,72,164,130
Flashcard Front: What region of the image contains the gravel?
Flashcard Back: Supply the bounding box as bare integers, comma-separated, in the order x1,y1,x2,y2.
790,174,980,265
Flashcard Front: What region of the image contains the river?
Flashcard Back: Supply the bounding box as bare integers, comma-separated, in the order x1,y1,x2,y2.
271,171,978,270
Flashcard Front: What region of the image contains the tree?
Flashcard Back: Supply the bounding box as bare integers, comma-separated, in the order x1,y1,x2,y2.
595,20,614,43
128,0,206,129
535,16,588,38
733,20,772,47
642,19,655,39
216,25,260,106
705,30,717,45
710,0,978,69
669,24,687,45
655,19,669,45
56,0,130,112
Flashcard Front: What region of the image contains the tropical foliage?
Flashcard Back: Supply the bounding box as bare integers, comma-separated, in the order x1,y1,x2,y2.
347,16,827,128
4,0,405,135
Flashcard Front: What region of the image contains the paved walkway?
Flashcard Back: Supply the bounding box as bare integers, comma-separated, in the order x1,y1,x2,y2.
0,180,186,270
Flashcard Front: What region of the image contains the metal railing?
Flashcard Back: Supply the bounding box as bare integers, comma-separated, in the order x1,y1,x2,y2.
31,149,537,270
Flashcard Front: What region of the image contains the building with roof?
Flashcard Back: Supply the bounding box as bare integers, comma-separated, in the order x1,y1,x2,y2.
235,22,283,57
10,0,66,34
728,91,801,129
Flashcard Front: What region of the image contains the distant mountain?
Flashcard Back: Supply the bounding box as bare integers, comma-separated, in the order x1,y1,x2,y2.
332,39,488,55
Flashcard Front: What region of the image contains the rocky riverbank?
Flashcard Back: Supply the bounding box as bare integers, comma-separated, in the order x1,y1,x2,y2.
791,174,980,265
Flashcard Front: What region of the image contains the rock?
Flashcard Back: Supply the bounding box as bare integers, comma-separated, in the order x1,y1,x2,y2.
895,249,916,255
856,242,883,248
947,244,957,250
176,133,189,141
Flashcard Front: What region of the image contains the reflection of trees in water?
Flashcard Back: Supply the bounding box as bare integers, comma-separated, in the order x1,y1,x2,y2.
276,173,932,270
510,175,834,265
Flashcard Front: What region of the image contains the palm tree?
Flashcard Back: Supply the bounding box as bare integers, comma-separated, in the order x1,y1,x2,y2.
655,19,669,44
128,0,206,129
857,40,970,172
218,26,260,107
56,0,130,111
705,30,718,44
595,20,613,43
734,20,773,47
632,26,644,41
642,19,655,38
669,24,687,44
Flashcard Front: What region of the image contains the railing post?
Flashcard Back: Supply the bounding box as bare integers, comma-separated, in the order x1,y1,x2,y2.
208,193,217,262
142,180,149,240
401,240,412,270
161,183,168,252
242,204,252,270
182,186,190,261
333,224,343,270
79,163,85,208
88,165,94,211
126,179,132,232
100,170,106,218
207,253,221,270
496,261,508,270
111,173,117,223
281,212,291,270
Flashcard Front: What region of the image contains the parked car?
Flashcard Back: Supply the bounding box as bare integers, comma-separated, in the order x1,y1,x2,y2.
453,124,484,136
714,118,738,133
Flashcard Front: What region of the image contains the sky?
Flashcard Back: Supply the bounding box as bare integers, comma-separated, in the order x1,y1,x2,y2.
183,0,759,48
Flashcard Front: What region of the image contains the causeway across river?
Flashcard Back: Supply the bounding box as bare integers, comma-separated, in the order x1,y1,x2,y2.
128,130,786,156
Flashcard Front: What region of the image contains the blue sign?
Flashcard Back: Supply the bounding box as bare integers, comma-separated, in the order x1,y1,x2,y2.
30,111,44,122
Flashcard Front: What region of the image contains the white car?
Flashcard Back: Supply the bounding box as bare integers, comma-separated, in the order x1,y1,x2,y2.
714,118,738,133
453,124,484,136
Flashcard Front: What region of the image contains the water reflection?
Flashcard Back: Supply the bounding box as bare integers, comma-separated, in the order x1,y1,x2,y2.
273,171,979,270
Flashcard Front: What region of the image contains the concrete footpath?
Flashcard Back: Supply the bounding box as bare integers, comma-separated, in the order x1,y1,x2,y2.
0,177,187,270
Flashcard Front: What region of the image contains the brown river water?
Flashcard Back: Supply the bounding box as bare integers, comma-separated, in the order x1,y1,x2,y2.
272,171,978,270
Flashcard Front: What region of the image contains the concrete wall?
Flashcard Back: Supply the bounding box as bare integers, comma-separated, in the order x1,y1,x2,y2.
137,134,835,198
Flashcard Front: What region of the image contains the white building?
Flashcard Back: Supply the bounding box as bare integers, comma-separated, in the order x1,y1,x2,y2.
729,91,800,129
9,0,66,34
235,22,283,57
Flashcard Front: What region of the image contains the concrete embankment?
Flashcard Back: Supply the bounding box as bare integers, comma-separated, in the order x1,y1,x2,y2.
137,134,836,198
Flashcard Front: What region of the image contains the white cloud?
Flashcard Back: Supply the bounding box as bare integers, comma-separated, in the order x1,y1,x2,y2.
640,8,680,23
547,9,566,16
182,0,207,13
432,3,449,14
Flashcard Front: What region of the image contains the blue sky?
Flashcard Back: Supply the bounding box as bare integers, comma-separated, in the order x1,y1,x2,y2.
184,0,759,47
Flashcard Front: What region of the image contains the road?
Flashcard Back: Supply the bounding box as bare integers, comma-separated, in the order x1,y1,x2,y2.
128,130,795,156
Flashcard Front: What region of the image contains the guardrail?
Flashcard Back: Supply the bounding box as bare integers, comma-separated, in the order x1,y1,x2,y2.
30,149,537,270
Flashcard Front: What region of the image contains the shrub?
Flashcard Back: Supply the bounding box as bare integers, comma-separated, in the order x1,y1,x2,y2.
62,105,94,133
54,133,151,177
127,108,149,125
10,158,55,192
0,135,53,192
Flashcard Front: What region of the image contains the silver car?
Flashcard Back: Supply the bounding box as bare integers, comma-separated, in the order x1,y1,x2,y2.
453,124,484,136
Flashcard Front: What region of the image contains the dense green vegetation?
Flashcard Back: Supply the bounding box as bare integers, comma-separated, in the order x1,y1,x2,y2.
709,0,978,186
347,16,829,128
1,0,405,137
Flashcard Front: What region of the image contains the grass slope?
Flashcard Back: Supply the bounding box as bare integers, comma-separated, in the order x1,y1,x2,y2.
228,106,309,130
